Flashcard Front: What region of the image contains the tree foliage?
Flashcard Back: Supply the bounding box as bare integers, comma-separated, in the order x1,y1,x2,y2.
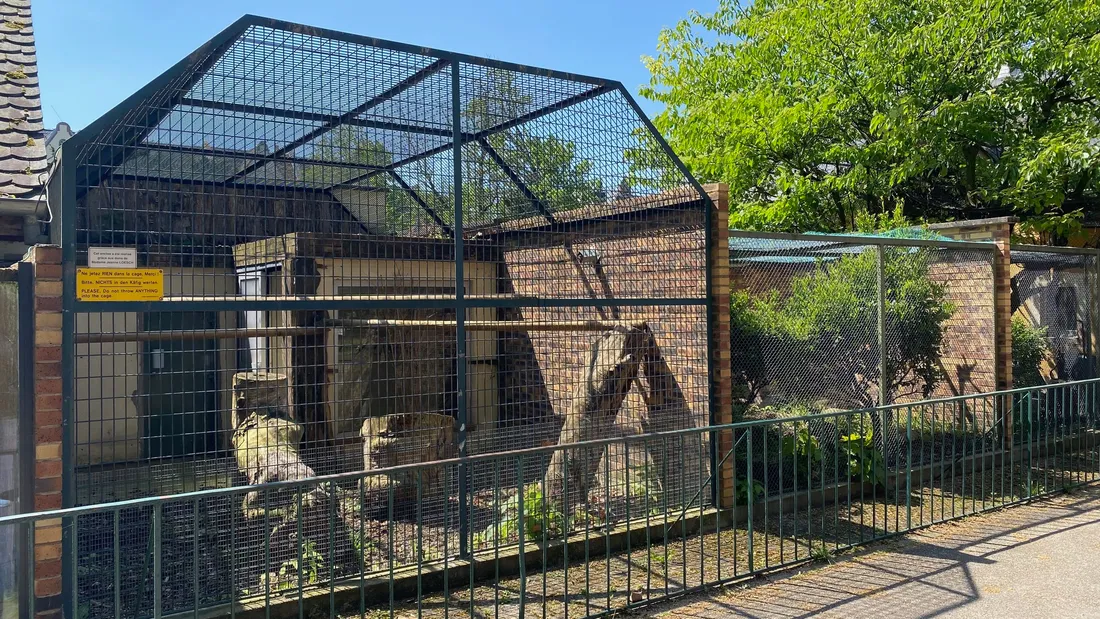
732,237,954,410
644,0,1100,237
413,69,605,226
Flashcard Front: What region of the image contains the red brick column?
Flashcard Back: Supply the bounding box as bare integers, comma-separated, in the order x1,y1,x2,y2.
704,184,734,508
991,228,1013,446
927,218,1015,444
26,244,64,619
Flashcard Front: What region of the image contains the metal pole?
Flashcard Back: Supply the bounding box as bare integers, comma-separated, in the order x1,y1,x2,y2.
876,244,890,455
452,60,469,559
16,261,34,619
877,244,887,408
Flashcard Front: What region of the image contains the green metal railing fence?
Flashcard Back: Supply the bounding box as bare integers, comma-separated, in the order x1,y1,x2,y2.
5,379,1099,619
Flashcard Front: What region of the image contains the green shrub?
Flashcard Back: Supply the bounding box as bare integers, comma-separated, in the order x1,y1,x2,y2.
781,425,822,479
839,430,887,487
1012,317,1050,388
731,241,954,409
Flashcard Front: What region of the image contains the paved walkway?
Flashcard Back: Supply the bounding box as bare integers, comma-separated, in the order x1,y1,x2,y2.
646,484,1100,618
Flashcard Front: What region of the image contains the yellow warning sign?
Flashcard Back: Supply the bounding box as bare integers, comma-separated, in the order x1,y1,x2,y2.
77,268,164,302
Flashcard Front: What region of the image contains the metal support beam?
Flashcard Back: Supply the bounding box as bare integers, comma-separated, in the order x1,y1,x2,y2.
178,97,459,139
476,137,554,223
330,83,615,191
73,25,243,199
452,61,470,559
387,170,454,237
876,244,892,457
225,58,450,183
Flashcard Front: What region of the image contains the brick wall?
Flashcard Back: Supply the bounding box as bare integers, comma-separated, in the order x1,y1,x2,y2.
500,223,710,434
489,186,732,503
928,218,1016,392
25,244,63,619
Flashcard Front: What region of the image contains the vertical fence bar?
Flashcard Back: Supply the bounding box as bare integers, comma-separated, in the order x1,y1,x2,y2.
24,522,34,619
452,59,470,560
906,406,912,531
153,503,163,619
17,261,34,619
113,511,120,619
746,427,754,571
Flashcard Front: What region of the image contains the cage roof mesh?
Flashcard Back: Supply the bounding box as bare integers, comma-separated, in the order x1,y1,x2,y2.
68,16,704,237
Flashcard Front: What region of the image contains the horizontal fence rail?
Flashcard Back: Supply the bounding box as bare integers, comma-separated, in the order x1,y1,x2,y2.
5,380,1100,619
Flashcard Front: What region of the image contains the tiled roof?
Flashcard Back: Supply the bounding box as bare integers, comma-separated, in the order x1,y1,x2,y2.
0,0,45,197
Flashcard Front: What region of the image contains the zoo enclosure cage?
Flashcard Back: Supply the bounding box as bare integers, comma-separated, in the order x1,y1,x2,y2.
1010,245,1100,385
728,230,1000,470
51,14,717,585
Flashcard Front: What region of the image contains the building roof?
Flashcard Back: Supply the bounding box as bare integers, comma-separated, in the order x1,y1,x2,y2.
0,0,45,198
729,228,970,264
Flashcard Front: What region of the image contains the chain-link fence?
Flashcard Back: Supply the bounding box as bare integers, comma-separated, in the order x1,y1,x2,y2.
1011,245,1099,386
729,231,998,467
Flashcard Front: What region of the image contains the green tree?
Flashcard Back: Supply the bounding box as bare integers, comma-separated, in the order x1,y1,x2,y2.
732,234,954,410
303,126,425,233
644,0,1100,238
413,69,606,226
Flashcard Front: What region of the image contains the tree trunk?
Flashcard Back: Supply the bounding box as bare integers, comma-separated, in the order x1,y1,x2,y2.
544,328,649,512
230,373,375,584
634,326,706,508
360,412,456,514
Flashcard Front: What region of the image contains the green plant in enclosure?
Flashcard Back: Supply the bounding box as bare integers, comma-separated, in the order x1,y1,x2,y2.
735,477,765,503
839,431,887,487
261,540,323,593
781,425,822,478
1010,317,1051,443
1012,317,1050,388
731,237,954,410
476,484,566,547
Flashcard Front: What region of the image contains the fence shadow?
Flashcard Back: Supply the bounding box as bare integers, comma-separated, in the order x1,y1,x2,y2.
645,484,1100,618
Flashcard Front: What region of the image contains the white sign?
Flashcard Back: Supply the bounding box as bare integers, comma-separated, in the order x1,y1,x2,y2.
88,247,138,268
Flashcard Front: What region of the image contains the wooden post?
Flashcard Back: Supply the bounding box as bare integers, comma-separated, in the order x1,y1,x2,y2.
231,371,289,427
290,257,329,454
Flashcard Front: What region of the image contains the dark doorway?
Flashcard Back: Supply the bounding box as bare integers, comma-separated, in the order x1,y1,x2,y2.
141,312,220,459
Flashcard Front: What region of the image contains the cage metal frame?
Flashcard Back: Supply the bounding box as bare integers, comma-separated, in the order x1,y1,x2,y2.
53,13,717,580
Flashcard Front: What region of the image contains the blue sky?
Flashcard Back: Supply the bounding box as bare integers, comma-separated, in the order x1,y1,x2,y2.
34,0,709,131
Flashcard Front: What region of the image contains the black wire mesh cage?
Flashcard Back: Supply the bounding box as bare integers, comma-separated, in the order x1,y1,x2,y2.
1011,247,1100,385
55,17,714,612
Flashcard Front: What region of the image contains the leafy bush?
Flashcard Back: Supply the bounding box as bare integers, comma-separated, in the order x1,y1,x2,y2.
1012,317,1050,388
781,425,822,478
735,477,765,503
476,484,565,548
731,240,954,410
838,431,887,487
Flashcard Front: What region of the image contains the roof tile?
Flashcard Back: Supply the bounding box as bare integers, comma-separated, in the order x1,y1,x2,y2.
0,0,44,197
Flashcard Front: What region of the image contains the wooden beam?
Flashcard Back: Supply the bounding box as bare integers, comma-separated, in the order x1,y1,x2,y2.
75,319,644,343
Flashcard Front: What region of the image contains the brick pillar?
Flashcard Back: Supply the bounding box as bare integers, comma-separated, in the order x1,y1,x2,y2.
704,183,734,509
26,244,64,619
991,227,1014,447
927,218,1015,444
